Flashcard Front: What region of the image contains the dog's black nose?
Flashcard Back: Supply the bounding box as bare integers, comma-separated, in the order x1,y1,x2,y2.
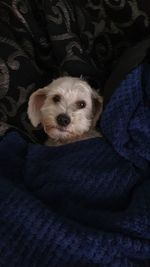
56,113,71,127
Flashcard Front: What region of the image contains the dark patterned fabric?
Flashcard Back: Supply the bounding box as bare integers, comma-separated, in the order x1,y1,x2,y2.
0,0,150,141
0,63,150,266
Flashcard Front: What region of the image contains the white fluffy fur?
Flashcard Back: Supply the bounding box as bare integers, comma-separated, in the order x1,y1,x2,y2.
27,77,103,145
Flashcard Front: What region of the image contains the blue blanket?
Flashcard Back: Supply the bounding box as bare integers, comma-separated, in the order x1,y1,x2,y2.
0,64,150,267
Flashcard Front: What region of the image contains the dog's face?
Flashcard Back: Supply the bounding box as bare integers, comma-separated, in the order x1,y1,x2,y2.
28,77,102,142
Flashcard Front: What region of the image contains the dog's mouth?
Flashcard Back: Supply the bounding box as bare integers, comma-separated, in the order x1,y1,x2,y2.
56,127,68,132
44,125,72,135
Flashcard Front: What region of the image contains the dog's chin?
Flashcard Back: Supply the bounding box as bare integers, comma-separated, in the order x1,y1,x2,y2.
44,124,92,144
46,126,72,142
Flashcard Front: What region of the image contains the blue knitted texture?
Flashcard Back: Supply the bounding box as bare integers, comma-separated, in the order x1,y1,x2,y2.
0,64,150,267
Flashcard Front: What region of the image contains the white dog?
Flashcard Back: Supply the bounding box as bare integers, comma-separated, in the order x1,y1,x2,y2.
27,77,103,146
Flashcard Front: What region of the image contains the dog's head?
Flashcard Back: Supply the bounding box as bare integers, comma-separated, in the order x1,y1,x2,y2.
27,77,103,142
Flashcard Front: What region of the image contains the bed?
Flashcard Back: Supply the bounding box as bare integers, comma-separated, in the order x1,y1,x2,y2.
0,1,150,266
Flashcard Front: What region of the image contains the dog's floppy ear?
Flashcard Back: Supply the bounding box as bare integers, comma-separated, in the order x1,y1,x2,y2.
92,89,103,126
27,87,49,127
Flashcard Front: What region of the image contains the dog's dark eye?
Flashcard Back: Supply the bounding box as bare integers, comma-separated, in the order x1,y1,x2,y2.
76,100,86,109
53,94,61,103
